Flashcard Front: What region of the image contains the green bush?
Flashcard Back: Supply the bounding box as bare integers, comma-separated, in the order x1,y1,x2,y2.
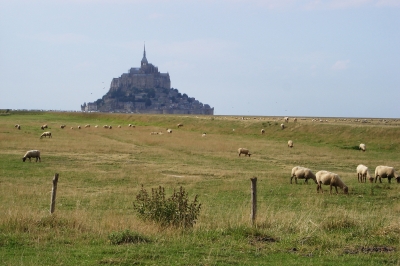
133,185,201,228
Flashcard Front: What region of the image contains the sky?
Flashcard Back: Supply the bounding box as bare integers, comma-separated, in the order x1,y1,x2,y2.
0,0,399,118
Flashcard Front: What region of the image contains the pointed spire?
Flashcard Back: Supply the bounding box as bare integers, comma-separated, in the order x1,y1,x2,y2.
141,42,148,67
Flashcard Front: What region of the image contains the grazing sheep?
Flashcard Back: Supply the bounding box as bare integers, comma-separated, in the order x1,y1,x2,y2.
238,148,251,157
109,125,112,129
78,126,81,129
316,170,348,194
232,129,235,132
261,129,265,135
128,124,136,128
288,140,293,148
359,143,366,152
60,125,66,129
95,125,98,128
40,132,52,139
103,125,109,129
284,117,289,123
150,132,158,135
202,133,207,137
291,167,317,184
356,164,370,183
15,124,21,130
41,124,48,130
118,125,121,128
167,129,172,133
293,118,297,122
85,124,90,128
177,123,183,128
280,124,285,129
374,165,400,183
22,150,41,162
14,124,19,128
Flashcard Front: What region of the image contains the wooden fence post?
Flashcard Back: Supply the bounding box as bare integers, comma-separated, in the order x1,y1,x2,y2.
250,177,257,226
50,173,59,214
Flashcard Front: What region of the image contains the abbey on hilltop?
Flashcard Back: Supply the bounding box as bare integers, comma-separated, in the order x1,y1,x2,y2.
81,45,214,115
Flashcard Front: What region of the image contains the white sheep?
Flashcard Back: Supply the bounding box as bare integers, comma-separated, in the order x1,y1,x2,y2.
78,125,81,129
359,143,366,152
41,124,48,130
103,125,109,129
22,150,41,162
167,128,172,133
118,125,121,128
288,140,293,148
238,148,251,157
202,133,207,137
95,125,98,128
291,167,317,184
177,123,183,128
109,125,112,129
128,124,136,128
316,170,348,194
85,124,90,128
280,124,285,129
261,129,265,135
374,165,400,183
293,118,297,122
284,117,289,123
15,124,21,130
356,164,371,183
40,132,52,139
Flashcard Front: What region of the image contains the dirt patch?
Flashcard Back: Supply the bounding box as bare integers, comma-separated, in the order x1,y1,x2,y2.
344,246,395,254
249,235,278,245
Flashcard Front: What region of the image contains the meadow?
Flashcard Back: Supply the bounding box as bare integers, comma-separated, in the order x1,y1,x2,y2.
0,111,399,265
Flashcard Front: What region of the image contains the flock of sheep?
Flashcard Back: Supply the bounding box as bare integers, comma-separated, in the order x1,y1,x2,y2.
17,117,400,194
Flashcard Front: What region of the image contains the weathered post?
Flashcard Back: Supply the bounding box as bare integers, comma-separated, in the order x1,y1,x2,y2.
50,173,59,214
250,177,257,226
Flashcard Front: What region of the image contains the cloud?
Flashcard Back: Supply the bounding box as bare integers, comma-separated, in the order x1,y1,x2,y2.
31,32,90,45
331,60,350,70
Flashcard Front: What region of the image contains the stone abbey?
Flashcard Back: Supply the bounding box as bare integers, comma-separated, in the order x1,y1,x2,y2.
81,46,214,115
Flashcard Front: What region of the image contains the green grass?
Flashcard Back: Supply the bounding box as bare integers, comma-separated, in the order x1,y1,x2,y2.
1,111,400,265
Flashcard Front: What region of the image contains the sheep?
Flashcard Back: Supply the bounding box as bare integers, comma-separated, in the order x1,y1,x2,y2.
41,124,48,130
128,124,136,128
291,167,317,184
78,125,81,129
202,133,207,137
238,148,251,157
374,165,400,183
177,123,183,128
60,125,66,129
359,143,366,152
167,129,172,133
118,125,121,128
14,124,19,128
280,123,285,129
293,118,297,122
150,132,159,135
316,170,348,194
109,125,112,129
15,124,21,130
22,150,41,162
356,164,371,183
284,117,289,123
85,124,90,128
261,129,265,135
40,132,52,139
288,140,293,148
70,127,74,129
95,125,98,128
103,125,109,129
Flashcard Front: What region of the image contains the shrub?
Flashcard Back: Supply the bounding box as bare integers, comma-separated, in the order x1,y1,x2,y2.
133,185,201,228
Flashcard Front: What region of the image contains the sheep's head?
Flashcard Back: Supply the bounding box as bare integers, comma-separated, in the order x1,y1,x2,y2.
369,177,374,183
396,176,400,184
22,157,26,162
343,187,349,194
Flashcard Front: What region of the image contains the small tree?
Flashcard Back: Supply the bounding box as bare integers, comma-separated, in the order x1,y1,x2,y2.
133,185,201,228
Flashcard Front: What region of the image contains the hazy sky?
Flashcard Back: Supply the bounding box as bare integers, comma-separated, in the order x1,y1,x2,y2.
1,0,399,118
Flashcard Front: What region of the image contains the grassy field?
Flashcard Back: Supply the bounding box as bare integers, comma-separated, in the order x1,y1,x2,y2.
1,111,399,265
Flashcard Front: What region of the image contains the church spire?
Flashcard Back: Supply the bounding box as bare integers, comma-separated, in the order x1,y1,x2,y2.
141,42,148,67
